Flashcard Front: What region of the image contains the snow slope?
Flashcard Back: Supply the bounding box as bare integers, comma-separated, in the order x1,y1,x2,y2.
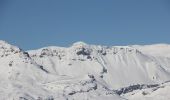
132,44,170,58
132,44,170,73
28,42,170,89
0,40,170,100
0,40,124,100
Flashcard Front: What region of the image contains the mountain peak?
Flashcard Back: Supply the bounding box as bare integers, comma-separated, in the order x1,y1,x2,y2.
0,40,22,57
0,40,10,46
72,41,88,47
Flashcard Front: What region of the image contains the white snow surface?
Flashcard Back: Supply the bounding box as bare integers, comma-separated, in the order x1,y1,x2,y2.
0,40,170,100
132,44,170,58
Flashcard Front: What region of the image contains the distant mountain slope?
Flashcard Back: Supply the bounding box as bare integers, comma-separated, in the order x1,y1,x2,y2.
28,42,170,89
0,40,170,100
0,40,124,100
132,44,170,58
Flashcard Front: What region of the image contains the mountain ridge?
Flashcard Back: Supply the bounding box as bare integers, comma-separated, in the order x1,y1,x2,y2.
0,40,170,100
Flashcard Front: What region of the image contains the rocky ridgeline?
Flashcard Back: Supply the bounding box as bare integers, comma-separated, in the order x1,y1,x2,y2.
0,40,31,58
0,40,22,57
115,83,159,95
28,42,141,62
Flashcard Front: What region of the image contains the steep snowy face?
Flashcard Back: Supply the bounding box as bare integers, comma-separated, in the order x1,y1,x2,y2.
1,40,170,100
132,44,170,73
28,42,170,89
0,41,124,100
0,40,47,81
132,44,170,58
0,41,59,99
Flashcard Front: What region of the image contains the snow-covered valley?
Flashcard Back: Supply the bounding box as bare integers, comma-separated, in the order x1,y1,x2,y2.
0,40,170,100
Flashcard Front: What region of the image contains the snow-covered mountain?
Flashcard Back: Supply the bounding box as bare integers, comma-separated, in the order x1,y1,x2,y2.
132,44,170,58
0,40,170,100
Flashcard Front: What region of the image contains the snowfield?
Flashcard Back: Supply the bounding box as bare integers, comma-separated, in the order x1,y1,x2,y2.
0,40,170,100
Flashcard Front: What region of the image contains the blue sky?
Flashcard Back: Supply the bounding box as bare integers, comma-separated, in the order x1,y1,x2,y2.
0,0,170,50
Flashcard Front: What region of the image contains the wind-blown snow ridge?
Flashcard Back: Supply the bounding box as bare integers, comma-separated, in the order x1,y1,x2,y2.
132,44,170,58
0,40,170,100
